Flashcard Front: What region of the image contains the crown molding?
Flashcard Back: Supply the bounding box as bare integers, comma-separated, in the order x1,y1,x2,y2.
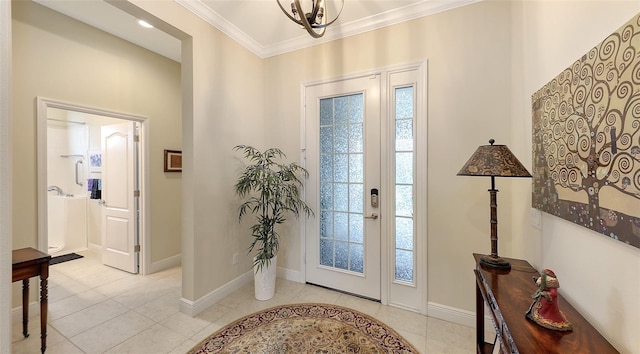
176,0,481,59
175,0,266,56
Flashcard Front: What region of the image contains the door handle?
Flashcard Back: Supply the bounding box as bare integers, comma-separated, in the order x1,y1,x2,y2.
364,213,379,220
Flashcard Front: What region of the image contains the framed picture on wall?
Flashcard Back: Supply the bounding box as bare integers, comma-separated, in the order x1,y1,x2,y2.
531,12,640,249
88,149,102,172
164,149,182,172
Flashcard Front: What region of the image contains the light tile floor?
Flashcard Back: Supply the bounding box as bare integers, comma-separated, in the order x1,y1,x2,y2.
11,251,475,353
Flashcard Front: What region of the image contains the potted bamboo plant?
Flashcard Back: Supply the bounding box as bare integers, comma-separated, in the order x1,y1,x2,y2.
234,145,313,300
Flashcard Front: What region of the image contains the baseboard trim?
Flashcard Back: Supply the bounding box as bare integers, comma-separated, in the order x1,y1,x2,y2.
11,301,40,324
178,264,494,337
427,301,475,327
88,244,181,275
180,264,303,316
427,301,496,337
88,243,101,252
277,265,302,282
149,254,182,274
180,269,253,316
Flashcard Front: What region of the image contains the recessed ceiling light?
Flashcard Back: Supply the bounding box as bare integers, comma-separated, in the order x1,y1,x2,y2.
137,19,154,29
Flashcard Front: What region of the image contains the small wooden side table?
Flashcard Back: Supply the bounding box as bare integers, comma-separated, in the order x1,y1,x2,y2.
473,253,618,353
12,247,51,353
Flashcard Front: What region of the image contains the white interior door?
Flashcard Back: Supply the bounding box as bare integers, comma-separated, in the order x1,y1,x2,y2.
305,75,381,299
101,122,139,273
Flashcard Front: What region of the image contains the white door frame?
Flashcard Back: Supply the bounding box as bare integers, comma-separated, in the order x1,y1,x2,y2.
299,62,427,312
36,97,150,274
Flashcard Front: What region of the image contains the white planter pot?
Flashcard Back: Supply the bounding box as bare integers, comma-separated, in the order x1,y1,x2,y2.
254,255,277,301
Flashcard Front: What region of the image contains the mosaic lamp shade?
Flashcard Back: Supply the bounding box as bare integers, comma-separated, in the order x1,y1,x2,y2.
457,139,532,270
457,139,531,178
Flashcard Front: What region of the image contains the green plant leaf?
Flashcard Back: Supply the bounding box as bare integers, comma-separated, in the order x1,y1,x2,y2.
234,145,314,269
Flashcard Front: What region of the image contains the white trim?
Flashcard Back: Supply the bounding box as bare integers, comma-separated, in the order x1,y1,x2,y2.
36,97,150,275
36,99,47,252
416,61,429,315
180,264,491,337
88,242,102,252
139,119,152,276
86,245,178,275
180,270,253,316
299,83,308,288
277,264,303,283
149,254,182,274
11,301,41,323
179,266,307,317
175,0,264,56
0,0,11,350
385,62,427,313
427,301,497,339
302,61,426,89
379,70,390,307
176,0,481,59
428,301,475,327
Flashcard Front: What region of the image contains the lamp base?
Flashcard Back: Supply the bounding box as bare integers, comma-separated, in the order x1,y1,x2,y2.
480,254,511,271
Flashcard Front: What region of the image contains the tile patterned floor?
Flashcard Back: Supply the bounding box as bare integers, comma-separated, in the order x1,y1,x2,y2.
11,251,475,353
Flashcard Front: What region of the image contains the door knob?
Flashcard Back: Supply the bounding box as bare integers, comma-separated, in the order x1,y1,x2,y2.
364,213,379,220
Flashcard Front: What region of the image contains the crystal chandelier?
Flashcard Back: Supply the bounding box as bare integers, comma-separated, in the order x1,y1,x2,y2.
277,0,344,38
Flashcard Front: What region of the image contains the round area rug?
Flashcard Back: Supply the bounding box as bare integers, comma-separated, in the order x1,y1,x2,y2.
189,303,418,353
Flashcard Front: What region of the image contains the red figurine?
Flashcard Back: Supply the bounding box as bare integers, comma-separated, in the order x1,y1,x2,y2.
525,269,573,331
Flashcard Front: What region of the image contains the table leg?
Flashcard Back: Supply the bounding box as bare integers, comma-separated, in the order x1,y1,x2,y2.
22,279,30,338
40,267,49,353
476,277,484,351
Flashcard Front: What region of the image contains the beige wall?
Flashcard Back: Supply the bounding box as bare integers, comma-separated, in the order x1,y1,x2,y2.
510,1,640,352
128,0,266,302
11,0,182,300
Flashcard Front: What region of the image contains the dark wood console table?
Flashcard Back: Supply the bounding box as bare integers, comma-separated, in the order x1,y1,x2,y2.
474,253,618,354
12,247,51,353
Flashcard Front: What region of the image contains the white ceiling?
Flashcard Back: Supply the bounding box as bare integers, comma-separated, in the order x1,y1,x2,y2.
34,0,479,61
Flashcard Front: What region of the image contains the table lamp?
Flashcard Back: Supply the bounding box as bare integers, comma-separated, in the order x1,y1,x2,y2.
457,139,532,270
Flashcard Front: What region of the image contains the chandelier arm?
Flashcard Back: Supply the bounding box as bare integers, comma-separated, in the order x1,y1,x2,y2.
309,0,320,21
293,0,325,38
317,0,344,28
305,0,344,29
276,0,304,25
277,0,344,38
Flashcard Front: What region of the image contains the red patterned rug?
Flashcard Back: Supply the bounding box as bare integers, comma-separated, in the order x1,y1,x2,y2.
188,303,418,353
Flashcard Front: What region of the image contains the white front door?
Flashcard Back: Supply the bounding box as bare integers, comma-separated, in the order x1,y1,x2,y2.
101,122,139,273
305,75,382,299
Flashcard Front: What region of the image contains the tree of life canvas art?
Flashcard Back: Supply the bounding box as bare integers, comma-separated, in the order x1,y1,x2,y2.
532,13,640,249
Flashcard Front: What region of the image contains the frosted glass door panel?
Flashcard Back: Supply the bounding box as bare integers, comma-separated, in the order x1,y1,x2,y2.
305,75,381,300
394,86,415,283
319,94,365,273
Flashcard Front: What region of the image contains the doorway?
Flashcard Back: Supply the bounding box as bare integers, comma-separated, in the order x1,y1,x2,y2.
36,97,148,275
304,64,427,312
